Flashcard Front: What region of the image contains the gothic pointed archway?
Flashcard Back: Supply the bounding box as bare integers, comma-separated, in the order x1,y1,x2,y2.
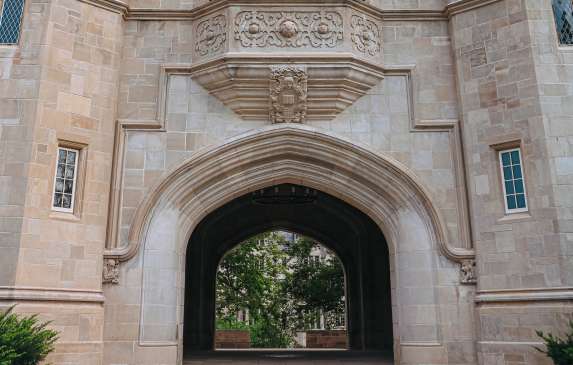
183,183,393,354
121,124,466,363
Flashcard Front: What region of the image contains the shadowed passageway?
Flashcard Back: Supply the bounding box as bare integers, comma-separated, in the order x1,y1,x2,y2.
184,184,394,358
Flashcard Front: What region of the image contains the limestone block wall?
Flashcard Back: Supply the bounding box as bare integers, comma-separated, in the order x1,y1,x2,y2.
0,0,124,363
526,0,573,282
450,0,573,363
0,0,50,286
101,7,479,364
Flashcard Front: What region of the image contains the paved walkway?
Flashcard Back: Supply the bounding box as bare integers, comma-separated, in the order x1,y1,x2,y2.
184,350,394,364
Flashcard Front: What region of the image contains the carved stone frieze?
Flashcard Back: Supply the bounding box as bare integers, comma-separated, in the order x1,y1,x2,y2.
103,258,120,284
195,14,227,57
269,66,308,123
235,10,343,48
460,259,477,284
350,15,381,56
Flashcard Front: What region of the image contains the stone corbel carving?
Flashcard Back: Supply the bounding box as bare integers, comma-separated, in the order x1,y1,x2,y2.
460,259,477,284
269,66,307,123
103,258,120,284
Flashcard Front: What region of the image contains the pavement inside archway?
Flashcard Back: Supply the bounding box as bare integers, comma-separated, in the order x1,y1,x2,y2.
183,350,394,364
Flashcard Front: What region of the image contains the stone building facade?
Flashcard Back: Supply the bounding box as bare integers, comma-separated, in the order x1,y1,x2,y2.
0,0,572,364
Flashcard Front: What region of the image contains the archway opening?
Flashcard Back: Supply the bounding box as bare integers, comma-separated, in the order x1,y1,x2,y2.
183,183,393,357
215,230,347,350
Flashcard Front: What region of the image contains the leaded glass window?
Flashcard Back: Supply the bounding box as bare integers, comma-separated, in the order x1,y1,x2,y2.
52,147,79,212
0,0,25,44
552,0,573,45
499,148,528,213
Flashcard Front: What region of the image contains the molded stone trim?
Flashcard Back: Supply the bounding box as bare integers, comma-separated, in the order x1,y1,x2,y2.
74,0,503,21
475,287,573,303
0,287,105,303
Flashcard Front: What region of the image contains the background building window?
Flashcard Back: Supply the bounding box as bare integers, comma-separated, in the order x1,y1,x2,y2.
52,147,79,213
0,0,25,44
552,0,573,44
499,148,528,213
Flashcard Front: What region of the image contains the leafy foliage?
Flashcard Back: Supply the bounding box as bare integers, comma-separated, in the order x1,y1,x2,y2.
216,231,345,348
536,319,573,365
284,236,345,329
0,306,58,365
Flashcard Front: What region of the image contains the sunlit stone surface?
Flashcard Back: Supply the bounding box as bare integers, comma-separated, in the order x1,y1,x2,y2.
0,0,572,364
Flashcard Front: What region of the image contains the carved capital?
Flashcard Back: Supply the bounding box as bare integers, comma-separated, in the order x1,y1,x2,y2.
103,258,120,284
269,66,307,123
460,259,477,285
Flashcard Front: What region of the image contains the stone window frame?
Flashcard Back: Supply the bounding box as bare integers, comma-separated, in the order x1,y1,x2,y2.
0,0,26,45
496,145,529,215
50,140,88,219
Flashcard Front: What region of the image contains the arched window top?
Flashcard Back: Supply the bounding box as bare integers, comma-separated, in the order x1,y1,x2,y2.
0,0,25,45
553,0,573,45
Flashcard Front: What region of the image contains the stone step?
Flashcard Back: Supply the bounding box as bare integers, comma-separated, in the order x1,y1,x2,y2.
183,351,394,364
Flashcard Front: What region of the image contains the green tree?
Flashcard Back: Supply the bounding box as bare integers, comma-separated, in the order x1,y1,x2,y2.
216,231,292,347
215,231,346,348
285,236,345,330
0,306,58,365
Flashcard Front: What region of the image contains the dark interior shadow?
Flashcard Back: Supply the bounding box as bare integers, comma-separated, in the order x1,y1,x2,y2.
183,184,393,357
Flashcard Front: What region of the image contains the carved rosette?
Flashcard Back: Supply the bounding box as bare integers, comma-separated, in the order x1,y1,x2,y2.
460,259,477,285
195,14,227,57
103,258,120,284
350,15,381,56
269,66,307,123
235,10,343,48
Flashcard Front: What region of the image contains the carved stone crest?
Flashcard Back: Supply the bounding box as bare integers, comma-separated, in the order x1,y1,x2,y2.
195,14,227,57
269,66,307,123
103,258,120,284
350,15,381,56
460,259,477,284
235,11,343,48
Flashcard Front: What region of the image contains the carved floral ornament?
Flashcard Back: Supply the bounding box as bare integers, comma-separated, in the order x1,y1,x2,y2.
195,14,227,57
269,66,308,123
235,10,343,48
350,15,381,56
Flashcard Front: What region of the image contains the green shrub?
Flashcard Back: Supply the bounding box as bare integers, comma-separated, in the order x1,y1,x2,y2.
536,318,573,365
0,306,58,365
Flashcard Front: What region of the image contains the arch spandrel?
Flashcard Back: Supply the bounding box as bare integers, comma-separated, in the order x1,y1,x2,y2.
109,124,471,264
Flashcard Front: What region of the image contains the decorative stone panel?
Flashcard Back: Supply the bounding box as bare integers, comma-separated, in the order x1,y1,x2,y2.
195,14,227,57
350,14,381,56
234,10,343,48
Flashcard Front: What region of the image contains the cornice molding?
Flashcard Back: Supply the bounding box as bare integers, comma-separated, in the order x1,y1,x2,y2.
0,287,105,303
444,0,504,18
76,0,503,21
476,287,573,304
